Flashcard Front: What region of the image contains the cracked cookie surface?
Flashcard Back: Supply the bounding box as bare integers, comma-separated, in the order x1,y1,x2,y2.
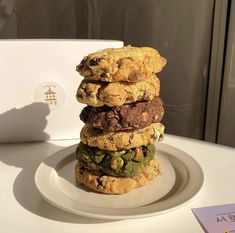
76,46,166,83
75,159,160,194
76,74,160,107
80,122,164,151
80,97,164,131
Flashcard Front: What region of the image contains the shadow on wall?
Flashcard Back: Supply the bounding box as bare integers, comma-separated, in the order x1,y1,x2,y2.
0,102,50,142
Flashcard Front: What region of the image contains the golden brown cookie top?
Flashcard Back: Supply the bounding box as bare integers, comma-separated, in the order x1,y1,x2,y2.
77,46,167,82
76,74,160,107
80,122,165,151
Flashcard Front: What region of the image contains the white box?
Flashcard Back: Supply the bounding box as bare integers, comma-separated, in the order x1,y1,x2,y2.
0,39,123,142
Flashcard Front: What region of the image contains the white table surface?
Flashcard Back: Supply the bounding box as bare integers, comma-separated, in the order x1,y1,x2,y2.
0,134,235,233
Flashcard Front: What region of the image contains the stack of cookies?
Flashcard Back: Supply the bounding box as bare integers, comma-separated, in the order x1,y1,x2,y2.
75,46,166,194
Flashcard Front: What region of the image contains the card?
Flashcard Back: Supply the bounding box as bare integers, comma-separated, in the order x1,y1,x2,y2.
192,204,235,233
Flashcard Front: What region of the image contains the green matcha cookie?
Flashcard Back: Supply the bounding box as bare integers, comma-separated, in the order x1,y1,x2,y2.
75,159,160,194
76,142,155,177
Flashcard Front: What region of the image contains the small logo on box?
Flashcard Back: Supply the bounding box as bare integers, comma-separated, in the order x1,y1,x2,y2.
44,85,57,105
34,82,65,110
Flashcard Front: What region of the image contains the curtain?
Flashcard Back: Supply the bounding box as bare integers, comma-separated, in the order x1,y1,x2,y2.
0,0,215,139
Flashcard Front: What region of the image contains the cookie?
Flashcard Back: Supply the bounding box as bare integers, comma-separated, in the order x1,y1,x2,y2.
80,123,164,151
76,74,160,107
75,159,160,194
76,46,166,82
76,142,155,177
80,97,164,131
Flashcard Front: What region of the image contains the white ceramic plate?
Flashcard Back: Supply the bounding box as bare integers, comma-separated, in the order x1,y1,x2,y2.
35,143,204,220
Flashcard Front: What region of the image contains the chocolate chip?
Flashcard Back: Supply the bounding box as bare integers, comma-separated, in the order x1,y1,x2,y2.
99,68,110,78
100,72,106,78
97,177,103,187
89,58,101,66
108,135,114,141
129,71,141,82
142,146,148,156
117,60,122,68
80,167,85,175
87,91,94,98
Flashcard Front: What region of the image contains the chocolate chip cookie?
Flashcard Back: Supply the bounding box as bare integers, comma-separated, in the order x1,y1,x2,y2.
76,74,160,107
80,97,164,131
76,46,166,83
75,159,160,194
80,123,164,151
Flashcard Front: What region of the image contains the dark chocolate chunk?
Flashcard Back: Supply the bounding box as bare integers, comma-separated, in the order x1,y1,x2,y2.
89,58,101,66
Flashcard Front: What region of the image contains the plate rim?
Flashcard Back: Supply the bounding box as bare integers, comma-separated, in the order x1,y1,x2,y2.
35,143,204,220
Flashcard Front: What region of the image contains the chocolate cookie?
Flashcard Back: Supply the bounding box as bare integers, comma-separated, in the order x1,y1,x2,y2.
80,97,164,131
76,74,160,107
80,123,164,151
77,46,166,83
75,159,160,194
